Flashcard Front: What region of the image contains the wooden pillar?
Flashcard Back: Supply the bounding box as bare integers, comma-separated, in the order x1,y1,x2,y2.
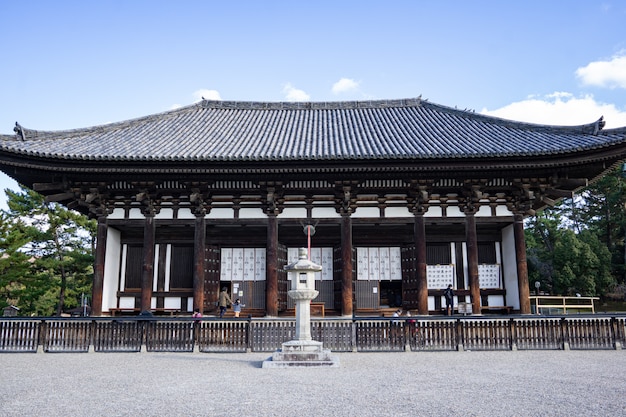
415,214,429,315
91,216,107,316
193,215,206,312
341,214,353,316
266,214,279,317
140,214,156,313
465,212,481,314
514,213,531,314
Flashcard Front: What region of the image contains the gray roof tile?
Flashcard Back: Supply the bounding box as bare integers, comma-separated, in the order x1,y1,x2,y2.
2,98,626,162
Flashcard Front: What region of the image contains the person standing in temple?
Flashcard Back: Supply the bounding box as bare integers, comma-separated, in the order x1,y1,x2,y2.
218,287,232,318
443,284,454,316
233,298,242,318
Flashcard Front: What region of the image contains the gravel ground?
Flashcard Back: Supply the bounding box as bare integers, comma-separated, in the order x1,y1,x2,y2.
1,349,624,417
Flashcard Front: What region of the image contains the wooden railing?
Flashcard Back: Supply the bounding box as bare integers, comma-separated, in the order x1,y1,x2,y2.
1,315,625,353
529,296,600,314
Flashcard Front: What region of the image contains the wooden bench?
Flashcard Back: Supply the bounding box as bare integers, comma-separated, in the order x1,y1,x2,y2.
481,306,513,314
108,308,180,316
310,302,325,317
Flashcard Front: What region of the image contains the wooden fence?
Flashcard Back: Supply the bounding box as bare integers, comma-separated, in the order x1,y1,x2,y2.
1,315,625,354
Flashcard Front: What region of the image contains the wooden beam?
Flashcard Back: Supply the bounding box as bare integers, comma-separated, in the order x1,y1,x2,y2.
545,188,574,198
33,182,65,192
45,192,74,202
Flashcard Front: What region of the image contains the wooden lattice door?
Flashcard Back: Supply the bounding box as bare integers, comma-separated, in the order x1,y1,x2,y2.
203,245,220,313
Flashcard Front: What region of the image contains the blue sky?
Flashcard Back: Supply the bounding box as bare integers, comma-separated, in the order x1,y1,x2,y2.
1,1,626,208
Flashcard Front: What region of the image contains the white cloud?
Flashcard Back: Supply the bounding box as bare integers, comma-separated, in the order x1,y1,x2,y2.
282,83,310,102
576,52,626,89
481,93,626,129
193,89,222,102
331,78,360,95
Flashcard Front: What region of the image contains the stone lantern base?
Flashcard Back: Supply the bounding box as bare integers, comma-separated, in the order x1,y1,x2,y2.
262,340,339,368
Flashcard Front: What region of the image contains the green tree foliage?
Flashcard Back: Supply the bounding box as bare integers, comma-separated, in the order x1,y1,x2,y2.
1,186,96,316
525,165,626,297
574,167,626,283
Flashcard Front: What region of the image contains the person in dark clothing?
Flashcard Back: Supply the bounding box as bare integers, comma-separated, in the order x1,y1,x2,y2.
443,284,454,316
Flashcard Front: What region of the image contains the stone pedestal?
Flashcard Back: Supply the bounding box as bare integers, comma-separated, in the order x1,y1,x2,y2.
262,247,340,368
262,340,339,368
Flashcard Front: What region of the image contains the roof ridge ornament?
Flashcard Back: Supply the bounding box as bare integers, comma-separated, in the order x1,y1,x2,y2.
594,116,605,135
14,122,25,141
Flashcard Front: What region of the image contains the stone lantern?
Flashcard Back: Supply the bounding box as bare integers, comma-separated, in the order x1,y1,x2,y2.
287,248,321,341
262,248,339,368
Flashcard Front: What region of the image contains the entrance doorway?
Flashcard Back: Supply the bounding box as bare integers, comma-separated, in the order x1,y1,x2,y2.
380,280,402,308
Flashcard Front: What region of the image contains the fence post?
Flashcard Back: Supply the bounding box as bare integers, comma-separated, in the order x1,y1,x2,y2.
140,320,148,353
456,318,463,351
510,318,517,351
37,320,45,354
561,317,570,351
403,320,411,352
351,319,358,352
611,317,622,350
246,318,252,353
88,320,95,353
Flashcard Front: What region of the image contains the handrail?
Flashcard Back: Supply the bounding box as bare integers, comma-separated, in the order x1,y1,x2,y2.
529,296,600,314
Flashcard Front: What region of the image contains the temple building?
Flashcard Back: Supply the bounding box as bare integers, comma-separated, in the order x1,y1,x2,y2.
1,98,626,317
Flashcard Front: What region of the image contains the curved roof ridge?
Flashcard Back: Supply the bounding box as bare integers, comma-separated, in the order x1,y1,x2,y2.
9,97,615,141
13,102,202,141
601,125,626,135
199,97,424,110
418,101,606,134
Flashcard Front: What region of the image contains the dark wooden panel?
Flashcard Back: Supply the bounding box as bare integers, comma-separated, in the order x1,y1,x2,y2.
427,243,452,264
170,246,193,289
478,242,497,264
125,246,142,289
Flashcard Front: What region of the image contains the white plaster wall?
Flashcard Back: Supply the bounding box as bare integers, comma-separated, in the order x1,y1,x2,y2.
495,205,513,216
108,207,125,219
128,208,144,219
119,297,135,309
446,206,463,217
278,207,307,218
488,294,505,306
177,207,196,219
152,244,160,292
501,224,520,309
424,206,443,217
206,208,234,219
164,297,181,309
352,207,380,218
311,207,341,218
239,208,267,218
187,298,194,312
384,206,413,218
164,244,172,291
461,242,469,289
102,227,121,312
155,208,175,219
475,204,493,217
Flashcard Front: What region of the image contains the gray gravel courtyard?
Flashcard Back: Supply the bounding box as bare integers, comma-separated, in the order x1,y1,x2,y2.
1,350,624,417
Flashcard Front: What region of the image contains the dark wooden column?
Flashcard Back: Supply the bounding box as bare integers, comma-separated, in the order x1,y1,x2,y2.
415,213,429,315
341,214,353,316
465,212,481,314
91,216,107,316
193,215,206,312
140,213,156,313
266,213,279,317
514,213,531,314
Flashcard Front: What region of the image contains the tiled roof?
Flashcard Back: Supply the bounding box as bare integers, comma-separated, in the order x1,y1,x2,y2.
2,98,626,162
